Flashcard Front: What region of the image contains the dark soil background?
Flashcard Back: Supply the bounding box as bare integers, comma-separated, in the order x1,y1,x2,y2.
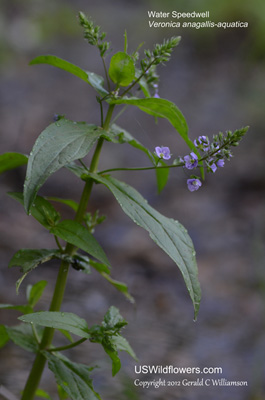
0,1,265,399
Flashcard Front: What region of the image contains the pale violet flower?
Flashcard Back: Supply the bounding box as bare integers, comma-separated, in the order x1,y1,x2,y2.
216,159,225,167
153,84,160,98
187,178,202,192
155,146,171,160
183,152,198,170
209,161,217,173
194,135,210,151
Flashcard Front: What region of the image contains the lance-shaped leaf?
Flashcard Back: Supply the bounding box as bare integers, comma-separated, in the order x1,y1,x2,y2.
23,119,103,213
111,97,189,142
35,389,52,400
135,69,151,98
109,124,170,192
90,261,134,303
101,339,121,376
30,55,108,97
6,323,39,353
57,385,69,400
102,306,127,330
50,220,110,266
110,99,204,178
0,152,28,174
88,173,201,318
8,193,60,229
46,196,79,212
155,161,170,193
26,280,47,308
111,335,137,361
0,325,10,348
19,311,90,339
9,249,59,293
89,306,134,376
109,124,154,157
43,352,101,400
0,304,32,314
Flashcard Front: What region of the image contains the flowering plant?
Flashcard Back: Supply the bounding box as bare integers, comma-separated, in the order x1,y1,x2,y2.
0,12,247,400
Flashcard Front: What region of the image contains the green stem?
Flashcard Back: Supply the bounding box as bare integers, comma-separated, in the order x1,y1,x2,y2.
100,163,184,175
111,104,128,124
20,104,115,400
31,324,40,345
99,137,236,176
46,338,87,353
121,58,157,98
54,235,63,252
102,57,111,92
78,158,89,172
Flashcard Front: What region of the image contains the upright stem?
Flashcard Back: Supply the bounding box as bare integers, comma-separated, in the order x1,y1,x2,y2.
21,104,115,400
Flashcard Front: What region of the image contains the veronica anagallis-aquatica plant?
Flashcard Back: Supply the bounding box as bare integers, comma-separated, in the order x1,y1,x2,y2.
0,12,248,400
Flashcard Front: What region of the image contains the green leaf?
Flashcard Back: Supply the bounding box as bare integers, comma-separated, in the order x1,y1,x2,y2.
88,174,201,318
156,161,170,193
23,119,103,213
27,280,47,308
30,55,108,97
6,323,39,353
135,69,151,97
89,261,110,274
110,124,154,158
19,312,90,339
50,220,110,266
35,389,52,400
9,249,59,293
111,97,190,145
101,340,121,376
103,306,127,330
0,152,28,174
111,335,138,361
8,193,60,229
64,162,88,180
104,276,133,303
89,260,133,302
59,329,74,343
86,72,108,97
109,52,135,87
46,196,79,212
0,325,9,348
0,304,32,314
110,124,169,192
57,385,69,400
103,273,134,303
88,307,133,376
43,352,101,400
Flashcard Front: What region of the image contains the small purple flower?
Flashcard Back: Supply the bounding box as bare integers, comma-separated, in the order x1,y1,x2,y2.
210,162,217,173
153,84,160,98
194,135,210,151
187,178,202,192
155,146,171,160
183,152,198,170
216,159,225,168
212,143,221,153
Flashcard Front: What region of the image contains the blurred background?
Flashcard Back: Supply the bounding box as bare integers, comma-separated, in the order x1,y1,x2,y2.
0,0,265,399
